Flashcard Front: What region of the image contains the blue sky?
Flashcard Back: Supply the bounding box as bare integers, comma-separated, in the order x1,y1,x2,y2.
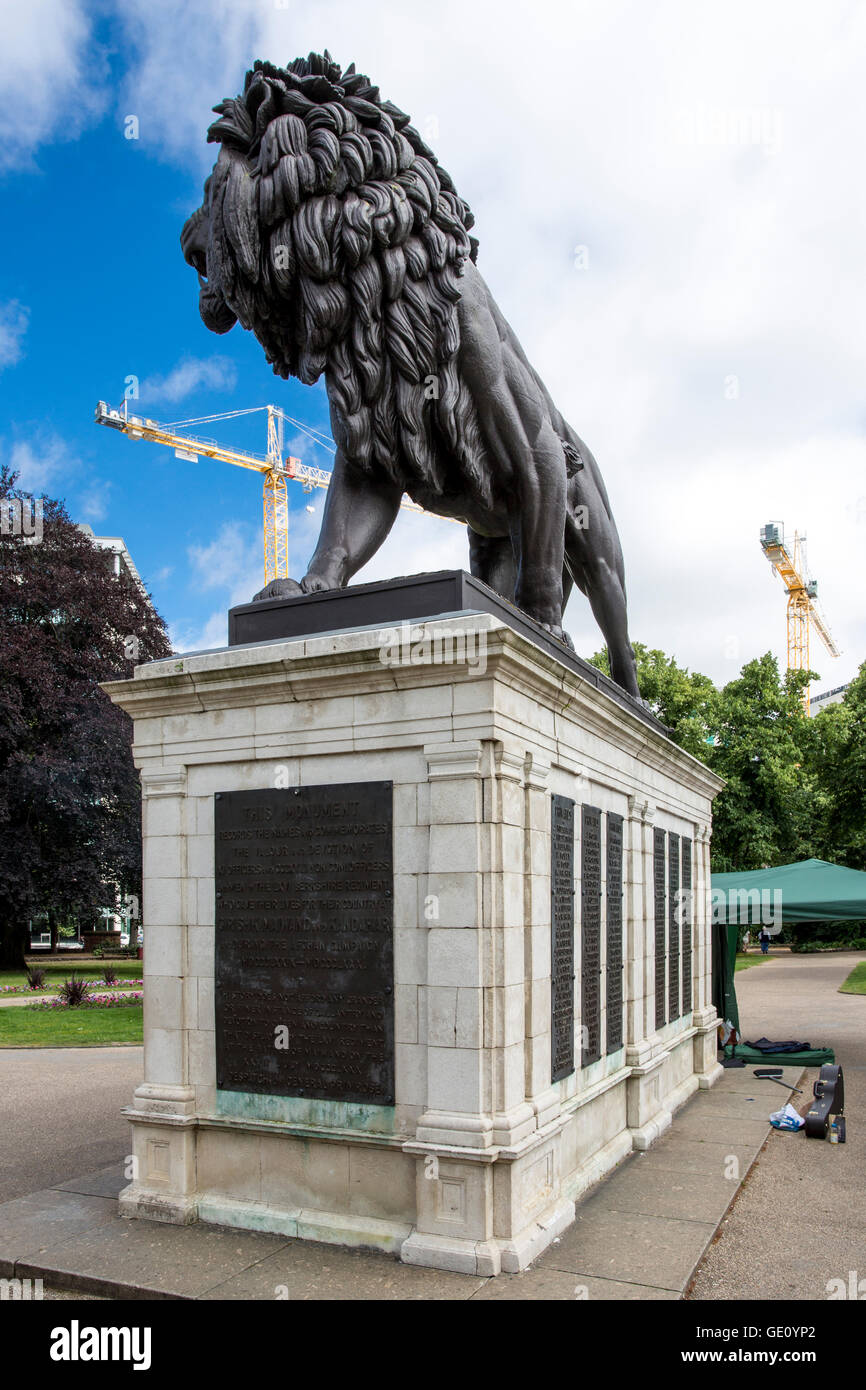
1,0,864,686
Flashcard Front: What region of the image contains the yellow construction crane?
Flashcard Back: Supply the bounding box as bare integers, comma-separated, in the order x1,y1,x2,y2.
94,400,449,586
759,521,840,711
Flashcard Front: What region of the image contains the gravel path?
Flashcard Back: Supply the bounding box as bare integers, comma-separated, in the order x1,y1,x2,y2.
688,951,864,1301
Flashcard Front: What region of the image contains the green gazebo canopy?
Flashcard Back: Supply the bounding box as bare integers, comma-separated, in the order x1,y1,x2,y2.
712,858,866,925
709,858,864,1046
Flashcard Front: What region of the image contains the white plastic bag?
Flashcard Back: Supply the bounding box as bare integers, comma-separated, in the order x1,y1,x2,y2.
769,1102,804,1131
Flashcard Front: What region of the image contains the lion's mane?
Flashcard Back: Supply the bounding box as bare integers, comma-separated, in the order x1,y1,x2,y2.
194,51,490,504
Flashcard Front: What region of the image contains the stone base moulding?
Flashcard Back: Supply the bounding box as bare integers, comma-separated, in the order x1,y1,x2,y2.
104,607,724,1274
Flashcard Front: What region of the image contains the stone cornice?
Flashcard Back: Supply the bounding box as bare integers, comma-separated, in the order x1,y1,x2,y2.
102,616,724,796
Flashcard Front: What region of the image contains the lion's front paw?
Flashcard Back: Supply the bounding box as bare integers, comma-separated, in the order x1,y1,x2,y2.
251,577,304,603
540,622,574,649
300,573,338,594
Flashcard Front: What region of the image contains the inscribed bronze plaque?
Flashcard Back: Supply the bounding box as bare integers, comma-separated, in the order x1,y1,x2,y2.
605,812,624,1055
681,836,693,1017
581,805,602,1067
668,831,681,1022
654,827,667,1030
550,794,575,1082
214,783,394,1105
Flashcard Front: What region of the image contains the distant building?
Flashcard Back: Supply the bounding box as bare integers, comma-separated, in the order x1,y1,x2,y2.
77,525,149,603
809,683,849,716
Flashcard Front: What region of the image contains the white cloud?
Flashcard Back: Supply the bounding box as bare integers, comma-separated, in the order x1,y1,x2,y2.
170,607,230,654
78,482,112,523
6,433,69,493
176,504,327,651
187,520,261,596
0,302,28,370
354,510,468,589
114,0,259,169
4,433,116,536
139,356,237,405
0,2,105,170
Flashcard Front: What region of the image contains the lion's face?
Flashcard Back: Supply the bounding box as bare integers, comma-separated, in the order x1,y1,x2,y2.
181,169,240,338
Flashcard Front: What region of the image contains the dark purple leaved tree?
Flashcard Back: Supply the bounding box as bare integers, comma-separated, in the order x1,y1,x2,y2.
0,465,171,968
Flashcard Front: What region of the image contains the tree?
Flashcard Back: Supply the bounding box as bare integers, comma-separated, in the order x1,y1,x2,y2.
812,662,866,869
0,467,171,968
707,654,817,871
588,641,717,760
588,639,834,871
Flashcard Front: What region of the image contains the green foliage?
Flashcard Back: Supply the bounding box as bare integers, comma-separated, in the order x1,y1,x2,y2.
589,639,866,875
812,664,866,869
588,642,717,760
58,973,90,1007
783,918,866,947
790,938,866,953
706,654,818,870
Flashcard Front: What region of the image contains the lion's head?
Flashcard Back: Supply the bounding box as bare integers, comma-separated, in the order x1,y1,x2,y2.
182,51,489,501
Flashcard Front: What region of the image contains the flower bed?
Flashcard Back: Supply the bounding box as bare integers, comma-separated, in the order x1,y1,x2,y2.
25,992,144,1011
2,978,142,996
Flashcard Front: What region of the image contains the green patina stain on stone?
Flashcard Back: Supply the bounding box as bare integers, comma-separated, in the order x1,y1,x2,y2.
216,1088,395,1135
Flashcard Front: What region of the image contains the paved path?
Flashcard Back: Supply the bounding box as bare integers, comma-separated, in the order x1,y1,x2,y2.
0,1048,142,1203
689,951,864,1301
0,1064,801,1300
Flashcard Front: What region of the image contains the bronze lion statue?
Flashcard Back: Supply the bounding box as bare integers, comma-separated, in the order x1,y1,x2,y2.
181,52,640,696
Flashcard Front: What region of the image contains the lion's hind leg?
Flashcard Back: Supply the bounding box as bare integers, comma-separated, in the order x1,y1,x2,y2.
565,509,639,698
467,530,516,602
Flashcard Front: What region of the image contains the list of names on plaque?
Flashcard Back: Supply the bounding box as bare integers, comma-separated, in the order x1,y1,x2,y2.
668,831,681,1022
654,827,667,1029
550,794,575,1082
581,805,602,1067
214,782,394,1105
605,812,624,1055
681,836,693,1017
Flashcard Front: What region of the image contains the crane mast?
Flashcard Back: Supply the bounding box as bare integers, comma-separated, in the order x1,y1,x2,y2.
759,521,840,712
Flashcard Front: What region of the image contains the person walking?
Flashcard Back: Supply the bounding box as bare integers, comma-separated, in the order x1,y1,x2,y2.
759,926,770,955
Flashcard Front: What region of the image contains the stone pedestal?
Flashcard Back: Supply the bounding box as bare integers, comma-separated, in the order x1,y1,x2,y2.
104,608,723,1275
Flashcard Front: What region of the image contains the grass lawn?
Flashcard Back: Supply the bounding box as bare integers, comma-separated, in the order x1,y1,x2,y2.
733,950,778,973
0,1003,143,1047
0,961,142,991
839,961,866,995
735,952,774,972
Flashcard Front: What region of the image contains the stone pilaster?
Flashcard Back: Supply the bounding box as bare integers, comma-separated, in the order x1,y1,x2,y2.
402,738,572,1275
692,823,723,1088
119,766,199,1224
625,799,671,1147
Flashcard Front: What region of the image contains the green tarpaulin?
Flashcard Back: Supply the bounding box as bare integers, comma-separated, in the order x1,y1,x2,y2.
712,920,740,1031
710,857,866,1044
712,858,866,925
723,1043,835,1067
